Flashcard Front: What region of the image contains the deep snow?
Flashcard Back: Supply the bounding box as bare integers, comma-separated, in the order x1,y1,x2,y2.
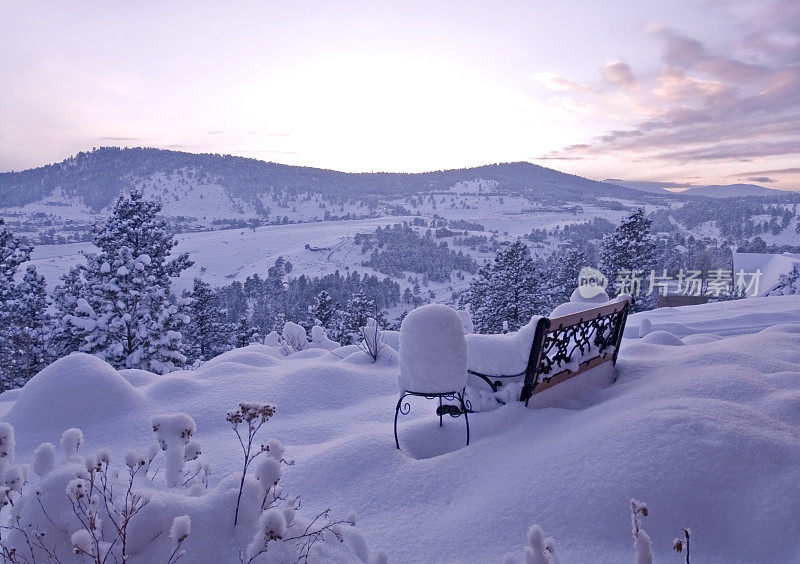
1,296,799,562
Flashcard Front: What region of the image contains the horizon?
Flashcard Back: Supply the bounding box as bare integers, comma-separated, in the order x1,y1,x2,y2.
1,1,798,190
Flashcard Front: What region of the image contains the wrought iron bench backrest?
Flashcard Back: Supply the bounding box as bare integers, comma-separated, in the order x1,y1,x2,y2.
519,298,630,405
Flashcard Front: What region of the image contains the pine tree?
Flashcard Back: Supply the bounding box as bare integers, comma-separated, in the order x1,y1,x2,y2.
341,292,386,345
601,208,657,310
185,278,230,361
50,266,88,359
0,218,35,390
544,246,588,308
462,240,545,333
234,316,260,348
310,290,337,329
9,265,51,384
66,191,193,373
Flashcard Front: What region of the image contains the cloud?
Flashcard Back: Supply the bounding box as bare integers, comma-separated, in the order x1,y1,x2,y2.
745,176,776,183
601,61,637,87
99,136,142,141
531,72,593,92
541,10,800,167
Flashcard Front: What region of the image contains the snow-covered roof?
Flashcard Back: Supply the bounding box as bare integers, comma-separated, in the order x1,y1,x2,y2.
733,252,800,296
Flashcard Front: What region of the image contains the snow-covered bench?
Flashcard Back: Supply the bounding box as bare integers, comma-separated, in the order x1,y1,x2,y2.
466,296,630,405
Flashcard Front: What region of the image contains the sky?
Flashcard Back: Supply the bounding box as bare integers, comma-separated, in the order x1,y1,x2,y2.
1,0,798,190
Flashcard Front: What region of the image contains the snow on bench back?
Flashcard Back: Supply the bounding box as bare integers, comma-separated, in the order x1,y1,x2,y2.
398,304,468,394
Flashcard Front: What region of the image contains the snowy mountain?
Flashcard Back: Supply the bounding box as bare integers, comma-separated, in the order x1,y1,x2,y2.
680,183,787,198
0,147,655,212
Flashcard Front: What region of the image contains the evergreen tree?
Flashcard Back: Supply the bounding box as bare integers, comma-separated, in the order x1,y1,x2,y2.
462,240,545,333
50,266,88,358
10,265,51,384
65,191,193,373
185,278,230,361
310,290,337,329
544,246,588,308
234,316,260,348
0,218,35,390
341,292,386,344
601,208,657,310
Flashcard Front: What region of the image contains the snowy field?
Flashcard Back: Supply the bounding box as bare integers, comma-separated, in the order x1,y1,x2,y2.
1,296,799,562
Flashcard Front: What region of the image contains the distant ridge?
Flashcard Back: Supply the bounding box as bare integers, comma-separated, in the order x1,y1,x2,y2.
0,146,658,210
679,183,785,198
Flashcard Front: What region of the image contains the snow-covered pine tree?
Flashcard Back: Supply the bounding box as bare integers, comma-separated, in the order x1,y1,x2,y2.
310,290,337,330
0,219,35,390
50,266,88,359
766,264,800,296
544,246,588,308
7,265,51,385
66,191,193,373
235,316,260,348
185,278,230,361
600,208,657,310
341,292,386,344
463,240,545,333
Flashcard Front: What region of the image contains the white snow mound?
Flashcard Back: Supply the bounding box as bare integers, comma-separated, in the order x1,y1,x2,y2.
3,353,145,438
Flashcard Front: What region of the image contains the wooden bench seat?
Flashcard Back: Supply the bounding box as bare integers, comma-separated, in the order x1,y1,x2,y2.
466,297,630,405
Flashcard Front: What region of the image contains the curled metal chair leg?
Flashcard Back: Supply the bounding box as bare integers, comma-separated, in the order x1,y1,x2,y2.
394,393,411,449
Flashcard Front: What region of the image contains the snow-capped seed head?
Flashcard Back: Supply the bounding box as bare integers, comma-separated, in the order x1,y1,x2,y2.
125,450,146,470
84,454,99,473
151,413,197,448
72,529,94,555
183,440,202,462
67,479,86,499
262,438,284,461
254,457,281,490
61,428,84,460
261,508,286,541
96,448,111,465
0,422,16,466
3,466,24,492
32,442,56,477
170,515,191,544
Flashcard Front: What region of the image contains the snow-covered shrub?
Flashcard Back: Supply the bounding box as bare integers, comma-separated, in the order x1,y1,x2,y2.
358,317,386,362
281,322,308,353
263,331,282,348
309,325,339,351
503,523,558,564
630,498,653,564
0,414,376,563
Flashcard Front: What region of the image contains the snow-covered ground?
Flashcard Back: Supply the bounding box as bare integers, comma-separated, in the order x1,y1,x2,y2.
1,295,799,562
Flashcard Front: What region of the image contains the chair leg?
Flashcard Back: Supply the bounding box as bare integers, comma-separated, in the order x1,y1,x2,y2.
458,392,470,446
438,396,443,427
394,395,404,449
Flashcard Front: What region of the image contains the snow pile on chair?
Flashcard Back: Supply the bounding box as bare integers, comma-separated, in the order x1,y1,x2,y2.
398,304,467,393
